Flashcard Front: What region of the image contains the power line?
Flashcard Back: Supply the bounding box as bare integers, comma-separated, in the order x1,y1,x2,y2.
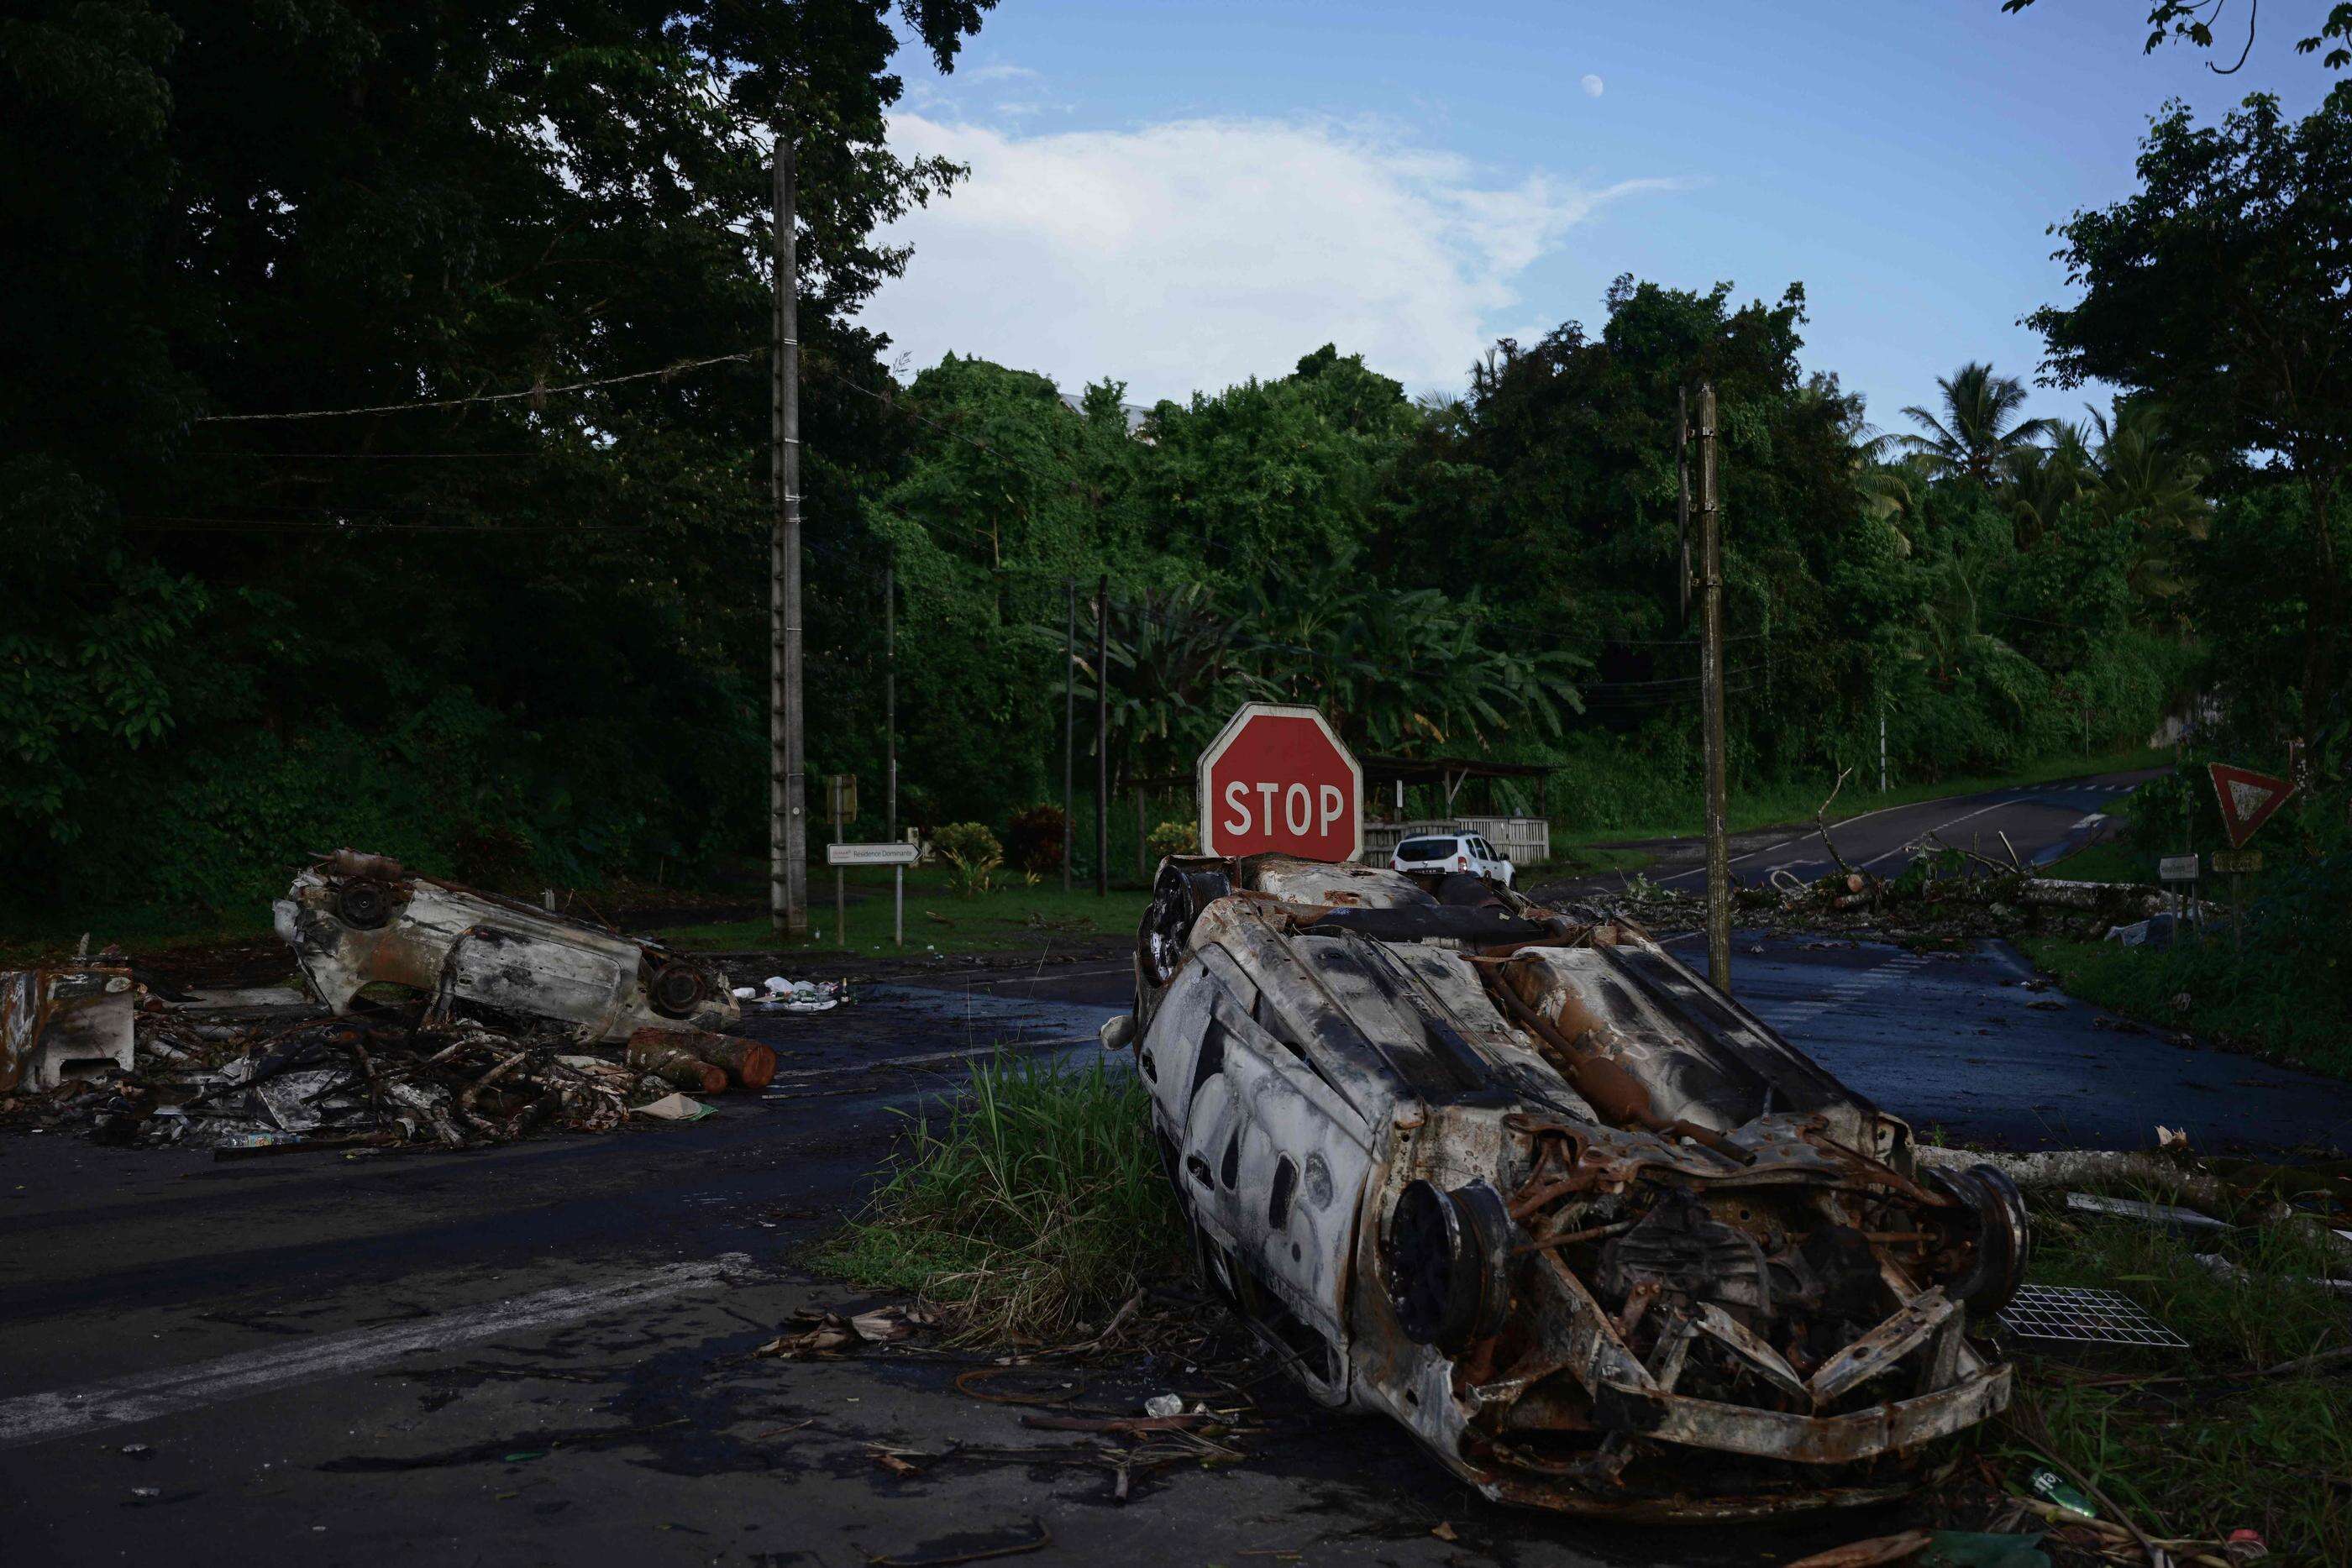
123,516,649,535
192,349,760,424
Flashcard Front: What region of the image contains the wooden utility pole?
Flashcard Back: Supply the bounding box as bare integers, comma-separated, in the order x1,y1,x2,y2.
1095,575,1109,897
1694,382,1730,993
1063,578,1075,893
769,132,808,936
884,552,897,841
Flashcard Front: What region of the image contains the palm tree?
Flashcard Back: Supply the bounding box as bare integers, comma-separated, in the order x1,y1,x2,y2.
1898,362,2054,487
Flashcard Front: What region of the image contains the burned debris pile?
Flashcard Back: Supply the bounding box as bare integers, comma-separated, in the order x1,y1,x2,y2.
3,850,784,1154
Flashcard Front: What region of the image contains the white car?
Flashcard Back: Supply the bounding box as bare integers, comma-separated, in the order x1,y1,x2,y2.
1390,831,1513,886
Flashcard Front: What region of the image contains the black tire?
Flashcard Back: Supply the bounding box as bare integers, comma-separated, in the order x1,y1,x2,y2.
1929,1162,2032,1315
1140,860,1231,990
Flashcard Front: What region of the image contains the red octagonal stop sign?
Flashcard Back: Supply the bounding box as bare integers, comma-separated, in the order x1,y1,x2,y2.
1197,703,1362,863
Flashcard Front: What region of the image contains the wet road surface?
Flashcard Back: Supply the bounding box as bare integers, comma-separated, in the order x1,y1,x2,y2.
10,765,2348,1566
1578,768,2166,893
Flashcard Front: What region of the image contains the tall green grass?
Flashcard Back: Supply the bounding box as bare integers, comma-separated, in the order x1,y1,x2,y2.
815,1051,1184,1342
2025,936,2352,1081
2011,1191,2352,1562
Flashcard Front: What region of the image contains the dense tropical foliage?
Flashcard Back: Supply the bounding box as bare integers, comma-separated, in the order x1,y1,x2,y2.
3,5,2345,928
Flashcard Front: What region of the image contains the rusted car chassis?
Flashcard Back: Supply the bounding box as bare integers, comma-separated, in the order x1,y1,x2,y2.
274,851,738,1043
1123,854,2028,1520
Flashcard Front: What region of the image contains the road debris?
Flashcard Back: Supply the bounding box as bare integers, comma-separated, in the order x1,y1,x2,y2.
754,1304,937,1359
2063,1193,2229,1235
737,976,848,1011
274,849,738,1042
1995,1286,2188,1349
2,952,135,1092
1122,852,2031,1518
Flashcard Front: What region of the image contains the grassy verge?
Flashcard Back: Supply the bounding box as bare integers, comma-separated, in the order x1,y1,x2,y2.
0,907,277,966
1554,744,2171,850
2024,936,2352,1081
2002,1191,2351,1561
811,1051,1184,1342
644,867,1152,956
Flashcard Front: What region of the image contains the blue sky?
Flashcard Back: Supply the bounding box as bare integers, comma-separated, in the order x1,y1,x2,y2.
860,1,2334,432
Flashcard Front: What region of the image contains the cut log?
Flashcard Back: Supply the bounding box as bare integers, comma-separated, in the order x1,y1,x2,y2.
628,1025,775,1091
624,1034,727,1094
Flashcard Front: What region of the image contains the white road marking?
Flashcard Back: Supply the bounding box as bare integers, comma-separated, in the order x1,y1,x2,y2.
1858,800,2015,871
0,1255,752,1450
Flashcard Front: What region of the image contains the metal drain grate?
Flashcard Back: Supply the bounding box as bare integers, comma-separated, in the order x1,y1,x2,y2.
1996,1285,2189,1348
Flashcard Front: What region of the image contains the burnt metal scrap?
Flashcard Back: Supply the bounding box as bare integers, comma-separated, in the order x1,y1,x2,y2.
274,850,739,1042
2,956,136,1093
1121,853,2029,1519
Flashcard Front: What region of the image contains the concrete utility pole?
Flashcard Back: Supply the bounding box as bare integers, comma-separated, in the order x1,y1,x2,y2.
1694,382,1731,994
885,552,897,842
1095,576,1110,897
769,132,809,936
1063,578,1075,893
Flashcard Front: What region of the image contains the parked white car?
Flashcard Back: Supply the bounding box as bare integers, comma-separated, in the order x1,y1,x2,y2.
1390,831,1513,886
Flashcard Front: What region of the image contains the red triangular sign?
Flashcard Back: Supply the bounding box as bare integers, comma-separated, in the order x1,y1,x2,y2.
2208,763,2295,849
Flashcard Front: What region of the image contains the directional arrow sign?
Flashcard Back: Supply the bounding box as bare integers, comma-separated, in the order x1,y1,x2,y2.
1197,703,1362,863
2208,763,2296,849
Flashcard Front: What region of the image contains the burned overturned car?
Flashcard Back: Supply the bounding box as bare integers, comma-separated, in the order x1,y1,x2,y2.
276,851,739,1043
1121,854,2028,1519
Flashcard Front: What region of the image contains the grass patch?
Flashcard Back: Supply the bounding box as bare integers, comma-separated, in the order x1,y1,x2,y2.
0,905,276,966
812,1050,1184,1343
2023,936,2352,1080
653,866,1152,956
2040,839,2157,885
1554,744,2171,850
2003,1193,2352,1561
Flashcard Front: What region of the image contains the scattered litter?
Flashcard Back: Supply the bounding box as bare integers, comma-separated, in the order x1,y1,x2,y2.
1918,1533,2050,1568
2024,997,2067,1011
119,1444,150,1458
755,1303,935,1359
2226,1528,2268,1562
129,1487,160,1500
1429,1522,1457,1543
1996,1286,2189,1349
631,1093,711,1122
745,976,847,1013
865,1515,1050,1568
1783,1531,1935,1568
1142,1393,1184,1419
2064,1192,2229,1235
2024,1465,2097,1521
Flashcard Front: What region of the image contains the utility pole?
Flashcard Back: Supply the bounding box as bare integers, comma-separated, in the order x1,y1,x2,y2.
1095,575,1109,897
769,131,808,936
1879,683,1890,794
885,550,897,842
1694,382,1731,994
1063,578,1075,893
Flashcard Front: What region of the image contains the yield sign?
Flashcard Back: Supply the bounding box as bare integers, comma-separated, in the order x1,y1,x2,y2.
1197,704,1362,863
2208,763,2296,849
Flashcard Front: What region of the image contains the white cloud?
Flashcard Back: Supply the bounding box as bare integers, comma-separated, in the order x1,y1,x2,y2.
861,114,1677,401
1580,74,1604,98
962,61,1042,84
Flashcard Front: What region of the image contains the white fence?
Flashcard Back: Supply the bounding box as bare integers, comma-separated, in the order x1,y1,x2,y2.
1362,816,1551,868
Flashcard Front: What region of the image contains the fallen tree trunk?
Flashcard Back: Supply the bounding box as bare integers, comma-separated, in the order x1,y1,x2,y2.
629,1025,775,1091
624,1036,727,1094
1914,1145,2260,1219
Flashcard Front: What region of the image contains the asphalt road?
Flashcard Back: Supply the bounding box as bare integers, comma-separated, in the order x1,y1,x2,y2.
8,764,2346,1566
1592,766,2170,893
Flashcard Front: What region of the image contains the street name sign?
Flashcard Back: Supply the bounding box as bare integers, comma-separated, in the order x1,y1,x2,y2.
2157,854,2198,883
2208,763,2294,849
1197,703,1362,863
826,842,918,866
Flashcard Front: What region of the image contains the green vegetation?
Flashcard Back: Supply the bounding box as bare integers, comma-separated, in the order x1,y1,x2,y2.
652,867,1149,956
2025,934,2352,1080
813,1051,1183,1342
2006,1194,2352,1564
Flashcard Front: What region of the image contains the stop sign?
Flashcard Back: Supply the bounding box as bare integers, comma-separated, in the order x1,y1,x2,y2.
1196,703,1362,862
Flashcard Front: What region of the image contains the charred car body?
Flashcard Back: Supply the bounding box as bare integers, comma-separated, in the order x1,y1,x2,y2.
1124,854,2028,1519
276,851,738,1043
